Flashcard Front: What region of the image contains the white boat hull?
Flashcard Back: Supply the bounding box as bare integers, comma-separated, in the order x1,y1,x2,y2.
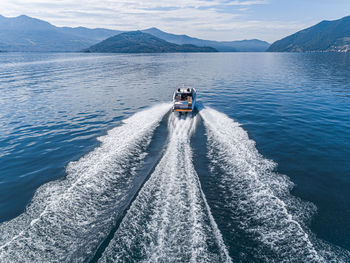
172,87,196,113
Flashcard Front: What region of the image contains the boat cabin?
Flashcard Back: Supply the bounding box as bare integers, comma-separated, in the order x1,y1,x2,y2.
172,87,196,112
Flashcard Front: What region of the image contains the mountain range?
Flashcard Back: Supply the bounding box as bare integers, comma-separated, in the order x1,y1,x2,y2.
141,27,270,52
2,13,349,53
268,15,350,52
0,14,269,52
84,31,217,53
0,14,119,51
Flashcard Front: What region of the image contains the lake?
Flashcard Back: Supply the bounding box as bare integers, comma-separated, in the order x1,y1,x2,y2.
0,52,349,262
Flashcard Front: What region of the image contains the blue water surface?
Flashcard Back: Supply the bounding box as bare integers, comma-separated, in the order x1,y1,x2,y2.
0,52,349,260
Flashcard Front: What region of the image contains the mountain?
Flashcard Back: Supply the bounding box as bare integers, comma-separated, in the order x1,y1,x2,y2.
59,27,122,42
268,15,350,52
0,15,120,52
142,27,270,52
0,14,269,52
84,31,217,53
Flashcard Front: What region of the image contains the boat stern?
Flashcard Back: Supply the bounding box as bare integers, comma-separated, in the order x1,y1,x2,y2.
172,87,196,113
172,102,193,112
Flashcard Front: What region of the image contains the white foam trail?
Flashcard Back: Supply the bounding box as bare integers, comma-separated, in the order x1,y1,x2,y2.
200,107,327,263
0,104,170,263
99,113,232,263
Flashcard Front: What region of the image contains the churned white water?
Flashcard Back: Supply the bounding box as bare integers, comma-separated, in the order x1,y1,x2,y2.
199,107,350,263
1,103,349,263
99,113,232,263
0,104,170,262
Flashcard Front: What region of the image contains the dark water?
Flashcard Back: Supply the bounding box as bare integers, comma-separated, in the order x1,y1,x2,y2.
0,52,349,262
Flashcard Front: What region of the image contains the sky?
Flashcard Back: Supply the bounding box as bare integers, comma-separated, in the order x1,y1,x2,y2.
0,0,349,43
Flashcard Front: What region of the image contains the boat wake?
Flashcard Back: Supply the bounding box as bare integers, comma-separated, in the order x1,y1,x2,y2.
200,107,350,263
0,105,349,263
0,104,170,262
99,113,232,263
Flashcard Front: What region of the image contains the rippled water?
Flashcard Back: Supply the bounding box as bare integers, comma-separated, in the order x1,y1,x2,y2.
0,52,349,262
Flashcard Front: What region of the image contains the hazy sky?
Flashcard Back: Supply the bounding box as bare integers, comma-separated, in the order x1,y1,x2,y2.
0,0,349,42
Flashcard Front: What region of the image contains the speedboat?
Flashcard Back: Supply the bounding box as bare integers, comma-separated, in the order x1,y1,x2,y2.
172,86,196,113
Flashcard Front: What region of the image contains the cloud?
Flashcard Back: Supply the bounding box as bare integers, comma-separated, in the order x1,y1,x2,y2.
228,0,269,6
